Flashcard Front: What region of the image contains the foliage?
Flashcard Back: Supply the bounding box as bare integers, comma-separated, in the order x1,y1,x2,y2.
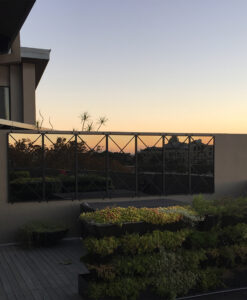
10,177,61,201
19,221,69,247
192,195,247,220
207,244,247,268
84,229,191,258
186,230,219,249
218,223,247,245
80,205,201,226
10,171,30,180
196,267,224,292
85,249,208,300
81,196,247,300
10,174,113,201
84,236,120,257
87,277,147,300
59,174,114,192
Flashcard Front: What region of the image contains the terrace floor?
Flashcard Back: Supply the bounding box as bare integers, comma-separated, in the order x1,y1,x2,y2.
0,239,87,300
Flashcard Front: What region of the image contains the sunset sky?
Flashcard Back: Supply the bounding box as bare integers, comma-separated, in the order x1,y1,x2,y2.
21,0,247,134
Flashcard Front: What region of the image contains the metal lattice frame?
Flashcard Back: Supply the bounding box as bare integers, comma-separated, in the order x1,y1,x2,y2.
7,131,215,202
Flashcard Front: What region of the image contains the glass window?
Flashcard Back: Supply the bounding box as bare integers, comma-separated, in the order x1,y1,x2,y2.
0,87,10,120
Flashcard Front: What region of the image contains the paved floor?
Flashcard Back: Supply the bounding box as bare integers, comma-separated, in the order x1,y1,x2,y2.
0,240,87,300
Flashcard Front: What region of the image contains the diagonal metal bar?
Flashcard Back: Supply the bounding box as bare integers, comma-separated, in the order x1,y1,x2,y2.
138,135,162,149
78,135,105,152
109,135,135,153
138,136,163,166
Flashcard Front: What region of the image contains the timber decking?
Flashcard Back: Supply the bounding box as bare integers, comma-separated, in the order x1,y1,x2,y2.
0,239,87,300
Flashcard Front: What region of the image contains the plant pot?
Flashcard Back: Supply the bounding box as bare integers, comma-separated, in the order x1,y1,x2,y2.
31,229,69,246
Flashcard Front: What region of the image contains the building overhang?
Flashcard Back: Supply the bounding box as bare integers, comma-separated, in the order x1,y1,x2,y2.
0,119,39,130
21,47,51,87
0,0,36,54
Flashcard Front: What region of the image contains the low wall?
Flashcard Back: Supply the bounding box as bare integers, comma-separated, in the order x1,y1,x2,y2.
214,134,247,196
0,131,82,243
1,131,247,243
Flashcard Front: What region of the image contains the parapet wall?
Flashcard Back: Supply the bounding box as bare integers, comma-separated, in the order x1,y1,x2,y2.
0,131,247,243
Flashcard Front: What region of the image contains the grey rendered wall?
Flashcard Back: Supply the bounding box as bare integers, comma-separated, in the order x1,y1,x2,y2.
214,134,247,196
0,131,81,243
10,65,23,122
22,63,36,125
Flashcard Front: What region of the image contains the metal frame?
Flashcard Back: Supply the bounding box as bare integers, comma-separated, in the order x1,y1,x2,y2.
7,131,215,202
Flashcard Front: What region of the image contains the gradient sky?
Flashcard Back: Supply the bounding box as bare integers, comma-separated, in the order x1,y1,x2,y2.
20,0,247,133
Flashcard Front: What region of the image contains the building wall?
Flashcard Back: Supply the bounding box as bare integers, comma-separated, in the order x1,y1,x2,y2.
0,62,36,124
214,134,247,196
22,63,36,125
0,132,247,243
10,65,23,122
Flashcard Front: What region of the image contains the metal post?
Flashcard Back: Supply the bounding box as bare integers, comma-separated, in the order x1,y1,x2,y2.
75,134,78,200
7,134,11,203
42,133,46,201
162,135,166,195
105,134,109,197
188,136,191,194
135,135,138,196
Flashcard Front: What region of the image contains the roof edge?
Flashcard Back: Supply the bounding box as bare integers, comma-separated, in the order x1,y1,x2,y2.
21,47,51,61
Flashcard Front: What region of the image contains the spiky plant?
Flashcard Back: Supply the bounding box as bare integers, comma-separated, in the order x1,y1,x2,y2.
80,112,90,131
86,122,94,132
97,116,108,131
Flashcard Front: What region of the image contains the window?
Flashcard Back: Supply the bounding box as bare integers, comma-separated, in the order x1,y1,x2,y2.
0,87,10,120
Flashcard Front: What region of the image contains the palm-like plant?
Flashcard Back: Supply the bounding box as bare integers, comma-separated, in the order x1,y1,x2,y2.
80,112,90,131
86,122,94,132
97,116,108,131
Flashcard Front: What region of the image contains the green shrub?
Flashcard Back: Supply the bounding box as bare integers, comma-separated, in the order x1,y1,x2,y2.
83,229,191,258
60,174,114,192
10,177,61,201
87,277,147,300
192,195,247,221
80,205,201,226
196,267,224,291
84,236,120,257
10,171,30,180
19,221,69,247
186,230,218,249
219,223,247,245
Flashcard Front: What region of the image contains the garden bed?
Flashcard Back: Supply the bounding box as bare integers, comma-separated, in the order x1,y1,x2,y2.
78,267,247,300
79,196,247,300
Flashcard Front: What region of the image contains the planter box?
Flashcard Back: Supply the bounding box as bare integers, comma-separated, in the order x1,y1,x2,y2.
29,229,69,246
80,219,189,238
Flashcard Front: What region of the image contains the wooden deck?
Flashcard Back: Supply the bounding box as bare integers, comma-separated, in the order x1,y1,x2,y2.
0,239,87,300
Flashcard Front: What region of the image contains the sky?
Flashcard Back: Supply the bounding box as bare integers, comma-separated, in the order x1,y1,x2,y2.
20,0,247,133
